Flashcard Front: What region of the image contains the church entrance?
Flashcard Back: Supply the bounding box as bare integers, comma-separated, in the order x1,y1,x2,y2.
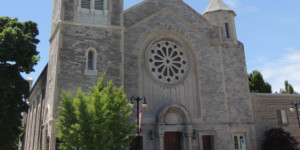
164,132,181,150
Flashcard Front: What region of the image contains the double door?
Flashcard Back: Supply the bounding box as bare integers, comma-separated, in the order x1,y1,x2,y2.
164,132,181,150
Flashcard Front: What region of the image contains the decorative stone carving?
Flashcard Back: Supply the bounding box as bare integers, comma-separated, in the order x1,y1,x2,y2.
146,40,190,86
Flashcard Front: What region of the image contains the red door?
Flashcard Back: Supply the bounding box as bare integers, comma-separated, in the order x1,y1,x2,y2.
164,132,181,150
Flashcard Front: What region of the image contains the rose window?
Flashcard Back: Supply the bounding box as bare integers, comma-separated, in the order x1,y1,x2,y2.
146,40,190,85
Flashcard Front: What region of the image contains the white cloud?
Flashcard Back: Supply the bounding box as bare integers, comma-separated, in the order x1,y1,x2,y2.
223,0,259,13
256,56,268,63
258,48,300,93
244,6,259,13
224,0,238,8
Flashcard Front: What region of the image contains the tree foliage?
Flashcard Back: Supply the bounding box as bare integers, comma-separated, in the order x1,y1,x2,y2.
57,74,136,150
280,80,298,94
262,128,299,150
0,17,39,150
248,70,272,93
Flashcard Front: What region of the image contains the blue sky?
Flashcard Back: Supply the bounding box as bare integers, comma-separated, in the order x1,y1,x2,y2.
1,0,300,93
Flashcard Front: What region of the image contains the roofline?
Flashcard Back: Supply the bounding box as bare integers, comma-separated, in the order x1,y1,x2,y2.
203,9,236,16
251,93,300,98
29,64,48,94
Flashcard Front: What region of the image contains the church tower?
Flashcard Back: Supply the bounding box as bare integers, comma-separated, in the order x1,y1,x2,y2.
44,0,124,149
204,1,256,149
203,0,237,43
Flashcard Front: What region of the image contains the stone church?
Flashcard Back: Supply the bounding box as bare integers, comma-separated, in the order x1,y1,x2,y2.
19,0,300,150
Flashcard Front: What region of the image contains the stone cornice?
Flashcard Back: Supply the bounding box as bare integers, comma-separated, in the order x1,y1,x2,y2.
49,20,124,42
251,93,300,99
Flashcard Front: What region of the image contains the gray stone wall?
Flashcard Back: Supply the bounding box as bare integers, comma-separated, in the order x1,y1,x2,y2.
63,0,75,21
22,66,47,150
55,25,123,113
124,0,224,120
123,0,256,149
45,0,124,149
51,0,62,34
124,0,219,43
222,41,253,123
252,94,300,150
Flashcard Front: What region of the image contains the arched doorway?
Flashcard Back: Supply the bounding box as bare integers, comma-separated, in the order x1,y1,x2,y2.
156,103,193,150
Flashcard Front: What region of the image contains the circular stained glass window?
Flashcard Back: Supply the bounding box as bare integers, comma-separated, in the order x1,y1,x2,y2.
146,40,190,86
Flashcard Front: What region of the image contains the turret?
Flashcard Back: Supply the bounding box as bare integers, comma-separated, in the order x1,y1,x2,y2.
203,0,237,42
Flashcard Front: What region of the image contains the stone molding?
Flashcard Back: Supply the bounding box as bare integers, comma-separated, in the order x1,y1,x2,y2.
49,20,124,42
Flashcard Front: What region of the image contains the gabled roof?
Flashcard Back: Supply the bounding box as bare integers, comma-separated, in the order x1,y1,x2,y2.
203,0,234,14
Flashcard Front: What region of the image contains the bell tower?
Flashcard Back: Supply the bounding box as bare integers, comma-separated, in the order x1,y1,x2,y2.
45,0,124,149
203,0,237,43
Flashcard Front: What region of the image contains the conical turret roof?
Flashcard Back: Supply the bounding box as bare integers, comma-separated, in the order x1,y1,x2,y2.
203,0,234,14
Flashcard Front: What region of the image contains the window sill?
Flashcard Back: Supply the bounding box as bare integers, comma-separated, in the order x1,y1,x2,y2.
85,70,98,76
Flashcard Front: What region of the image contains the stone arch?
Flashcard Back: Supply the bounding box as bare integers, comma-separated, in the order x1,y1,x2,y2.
155,102,193,150
156,102,192,124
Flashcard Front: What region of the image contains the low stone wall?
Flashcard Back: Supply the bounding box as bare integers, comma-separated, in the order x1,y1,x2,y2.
251,93,300,150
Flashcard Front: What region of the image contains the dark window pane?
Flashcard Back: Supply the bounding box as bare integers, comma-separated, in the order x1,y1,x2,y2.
95,0,103,10
225,23,230,38
88,51,94,70
81,0,90,9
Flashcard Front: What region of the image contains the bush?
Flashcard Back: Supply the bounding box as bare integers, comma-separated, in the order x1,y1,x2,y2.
262,128,299,150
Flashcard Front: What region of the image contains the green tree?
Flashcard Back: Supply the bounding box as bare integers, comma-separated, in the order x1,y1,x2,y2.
248,70,272,93
57,74,136,150
280,80,298,94
262,128,299,150
0,17,39,149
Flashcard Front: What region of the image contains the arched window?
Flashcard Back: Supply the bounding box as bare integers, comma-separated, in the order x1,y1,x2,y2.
88,51,94,70
85,48,98,75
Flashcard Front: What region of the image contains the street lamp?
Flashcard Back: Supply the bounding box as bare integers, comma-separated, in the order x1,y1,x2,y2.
130,96,147,150
289,101,300,127
130,96,148,135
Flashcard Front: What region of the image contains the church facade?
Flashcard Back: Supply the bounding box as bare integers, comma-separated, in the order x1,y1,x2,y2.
19,0,300,150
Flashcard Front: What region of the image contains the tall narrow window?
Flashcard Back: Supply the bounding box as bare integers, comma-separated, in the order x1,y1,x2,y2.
81,0,90,9
95,0,104,10
85,48,97,75
233,134,246,150
225,23,230,38
88,51,94,70
277,110,289,125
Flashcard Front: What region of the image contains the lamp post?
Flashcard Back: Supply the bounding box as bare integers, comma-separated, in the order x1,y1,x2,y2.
130,96,147,150
289,102,300,128
130,96,148,136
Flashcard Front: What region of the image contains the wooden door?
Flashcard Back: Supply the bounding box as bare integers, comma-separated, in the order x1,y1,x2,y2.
202,135,213,150
164,132,181,150
130,136,143,150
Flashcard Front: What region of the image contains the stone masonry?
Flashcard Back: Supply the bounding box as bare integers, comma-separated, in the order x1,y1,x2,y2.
19,0,300,150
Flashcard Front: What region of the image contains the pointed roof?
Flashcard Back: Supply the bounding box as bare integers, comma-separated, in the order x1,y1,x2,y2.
203,0,234,14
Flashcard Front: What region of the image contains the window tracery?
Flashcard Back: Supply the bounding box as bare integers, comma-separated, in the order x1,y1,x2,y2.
146,40,190,86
